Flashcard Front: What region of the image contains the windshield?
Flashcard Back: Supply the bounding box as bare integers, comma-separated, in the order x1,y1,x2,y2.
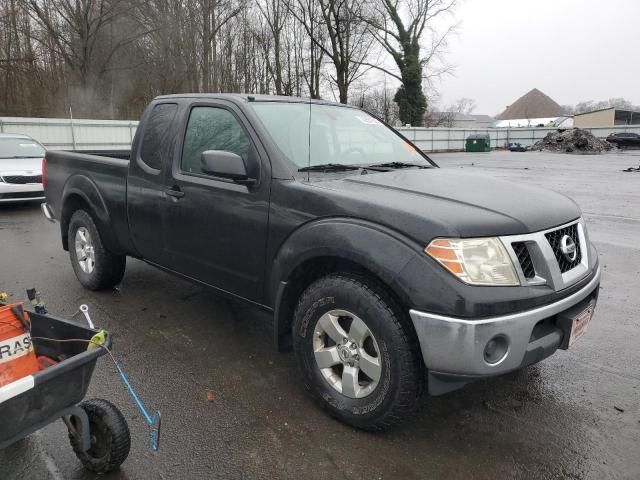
250,102,430,169
0,138,46,159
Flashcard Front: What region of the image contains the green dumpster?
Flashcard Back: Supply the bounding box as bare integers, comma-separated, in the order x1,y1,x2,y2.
465,134,491,152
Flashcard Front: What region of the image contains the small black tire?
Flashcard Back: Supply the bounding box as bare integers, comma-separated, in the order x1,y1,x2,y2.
70,399,131,474
292,273,425,431
68,209,126,290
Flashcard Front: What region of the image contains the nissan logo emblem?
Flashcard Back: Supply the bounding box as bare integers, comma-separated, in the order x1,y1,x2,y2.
560,235,577,262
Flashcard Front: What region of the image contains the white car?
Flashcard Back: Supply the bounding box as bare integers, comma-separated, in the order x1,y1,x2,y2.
0,133,46,203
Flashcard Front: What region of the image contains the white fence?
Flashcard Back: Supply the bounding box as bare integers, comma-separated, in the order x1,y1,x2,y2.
397,126,640,152
1,116,639,152
0,117,138,150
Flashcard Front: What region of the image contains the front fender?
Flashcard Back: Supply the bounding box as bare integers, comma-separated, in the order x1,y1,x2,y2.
268,217,424,307
267,218,428,350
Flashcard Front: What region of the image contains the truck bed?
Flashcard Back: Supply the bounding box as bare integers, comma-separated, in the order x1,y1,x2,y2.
44,150,131,255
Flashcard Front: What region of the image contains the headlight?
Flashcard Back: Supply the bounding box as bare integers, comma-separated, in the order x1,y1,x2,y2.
425,237,519,286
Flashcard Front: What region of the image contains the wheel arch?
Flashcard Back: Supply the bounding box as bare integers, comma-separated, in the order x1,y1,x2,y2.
269,218,422,351
60,175,122,253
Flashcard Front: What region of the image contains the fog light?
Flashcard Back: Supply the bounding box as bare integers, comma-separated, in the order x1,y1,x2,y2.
484,335,509,364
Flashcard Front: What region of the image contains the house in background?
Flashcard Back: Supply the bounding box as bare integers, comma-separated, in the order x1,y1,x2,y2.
493,88,571,128
574,107,640,127
425,112,494,128
494,116,573,128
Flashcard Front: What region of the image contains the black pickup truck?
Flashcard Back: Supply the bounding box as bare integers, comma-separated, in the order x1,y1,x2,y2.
42,94,600,430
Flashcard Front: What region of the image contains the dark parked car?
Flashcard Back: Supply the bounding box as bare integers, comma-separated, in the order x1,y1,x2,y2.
41,94,600,430
606,132,640,148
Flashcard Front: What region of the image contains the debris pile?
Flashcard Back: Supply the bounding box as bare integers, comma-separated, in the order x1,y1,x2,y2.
530,128,613,153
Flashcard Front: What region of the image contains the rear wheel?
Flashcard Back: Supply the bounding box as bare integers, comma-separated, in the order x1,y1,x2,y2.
292,273,424,431
69,399,130,474
68,210,126,290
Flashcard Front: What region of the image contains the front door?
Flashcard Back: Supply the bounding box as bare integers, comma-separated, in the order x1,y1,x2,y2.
162,102,270,303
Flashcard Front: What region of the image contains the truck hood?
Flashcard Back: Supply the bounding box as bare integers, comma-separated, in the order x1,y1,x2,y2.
315,168,581,237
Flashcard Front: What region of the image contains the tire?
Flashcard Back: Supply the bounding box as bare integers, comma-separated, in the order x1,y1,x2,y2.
68,209,126,290
70,399,131,474
292,273,424,431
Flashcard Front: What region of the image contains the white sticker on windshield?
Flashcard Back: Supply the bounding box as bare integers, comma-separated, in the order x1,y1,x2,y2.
355,115,383,126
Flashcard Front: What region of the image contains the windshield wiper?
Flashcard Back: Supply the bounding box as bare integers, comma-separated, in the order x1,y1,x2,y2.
298,163,360,172
366,161,428,170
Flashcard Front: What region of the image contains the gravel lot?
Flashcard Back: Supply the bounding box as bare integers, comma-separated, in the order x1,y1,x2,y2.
1,150,639,480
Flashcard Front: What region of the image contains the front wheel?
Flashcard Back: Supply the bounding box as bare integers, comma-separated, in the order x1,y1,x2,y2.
69,399,131,474
68,209,126,290
292,274,425,431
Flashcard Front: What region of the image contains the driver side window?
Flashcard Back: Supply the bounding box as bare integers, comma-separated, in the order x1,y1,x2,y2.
181,107,250,176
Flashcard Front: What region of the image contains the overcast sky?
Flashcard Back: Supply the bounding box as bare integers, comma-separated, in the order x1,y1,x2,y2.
435,0,640,116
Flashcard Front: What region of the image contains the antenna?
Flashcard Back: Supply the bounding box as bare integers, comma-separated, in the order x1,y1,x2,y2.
307,94,312,183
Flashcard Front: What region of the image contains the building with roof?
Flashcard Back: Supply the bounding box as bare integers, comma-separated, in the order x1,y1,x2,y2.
496,88,564,120
426,112,494,128
573,107,640,128
493,88,572,128
494,116,573,128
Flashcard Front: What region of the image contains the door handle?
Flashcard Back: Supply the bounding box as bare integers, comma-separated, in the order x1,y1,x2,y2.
165,186,185,198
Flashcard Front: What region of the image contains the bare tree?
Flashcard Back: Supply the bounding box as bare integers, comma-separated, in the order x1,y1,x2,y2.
27,0,150,115
290,0,324,98
0,0,461,120
288,0,372,103
427,97,476,126
201,0,245,92
560,104,575,115
571,98,637,114
351,84,399,124
1,0,40,115
362,0,457,126
257,0,288,95
450,97,476,115
320,0,373,103
284,16,303,96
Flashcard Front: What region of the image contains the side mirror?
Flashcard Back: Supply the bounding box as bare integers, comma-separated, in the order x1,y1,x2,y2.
200,150,255,185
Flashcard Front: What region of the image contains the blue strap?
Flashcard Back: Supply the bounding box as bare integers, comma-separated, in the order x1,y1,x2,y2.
115,363,161,450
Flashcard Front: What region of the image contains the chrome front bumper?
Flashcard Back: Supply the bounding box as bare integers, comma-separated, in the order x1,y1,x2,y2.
409,266,600,377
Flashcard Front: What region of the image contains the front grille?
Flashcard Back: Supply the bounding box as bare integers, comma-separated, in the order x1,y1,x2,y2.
0,191,44,199
512,242,535,279
545,224,581,273
1,175,42,184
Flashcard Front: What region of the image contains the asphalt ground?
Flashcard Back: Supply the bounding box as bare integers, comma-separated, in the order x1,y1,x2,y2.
1,150,639,480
